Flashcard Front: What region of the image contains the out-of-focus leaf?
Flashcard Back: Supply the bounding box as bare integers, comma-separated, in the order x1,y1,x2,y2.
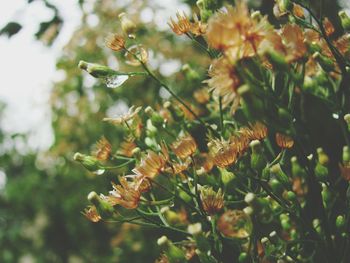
0,22,22,37
35,16,62,45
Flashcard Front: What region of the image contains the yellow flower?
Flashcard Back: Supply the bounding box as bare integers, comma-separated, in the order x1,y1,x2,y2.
105,33,125,51
82,205,101,223
103,105,142,125
200,187,224,215
168,11,191,35
193,88,210,104
275,133,294,149
190,13,207,36
104,177,141,209
323,17,335,37
171,134,197,159
132,151,166,178
92,136,112,161
206,57,241,113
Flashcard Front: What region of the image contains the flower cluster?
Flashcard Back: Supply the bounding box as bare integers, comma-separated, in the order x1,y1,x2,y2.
75,0,350,262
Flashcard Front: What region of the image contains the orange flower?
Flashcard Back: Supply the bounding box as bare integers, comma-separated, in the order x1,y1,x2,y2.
323,18,335,37
82,205,101,223
132,151,166,178
210,139,238,168
206,57,241,113
195,153,214,174
249,122,268,140
206,2,273,61
105,33,125,51
171,134,197,159
117,135,137,157
168,11,191,35
200,187,224,215
281,24,307,62
293,4,305,18
104,177,141,209
93,136,112,161
276,133,294,149
193,88,210,104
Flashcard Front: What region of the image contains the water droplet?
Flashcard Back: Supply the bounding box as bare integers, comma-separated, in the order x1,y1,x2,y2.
332,113,339,119
94,169,105,175
104,75,129,88
125,44,148,66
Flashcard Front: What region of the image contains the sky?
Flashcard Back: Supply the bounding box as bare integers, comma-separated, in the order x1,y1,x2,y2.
0,0,191,152
0,0,83,151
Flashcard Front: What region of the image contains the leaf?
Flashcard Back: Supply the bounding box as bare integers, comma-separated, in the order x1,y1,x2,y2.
0,22,22,37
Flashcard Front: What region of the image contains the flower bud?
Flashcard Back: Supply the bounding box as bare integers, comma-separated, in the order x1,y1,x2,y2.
74,152,102,172
291,156,306,178
119,12,136,38
277,0,293,13
87,191,114,218
238,252,249,263
157,236,187,262
317,148,329,165
78,61,117,78
264,49,289,71
312,52,334,72
343,146,350,164
219,168,235,185
250,140,266,172
336,215,346,230
271,164,290,187
339,11,350,31
181,64,200,82
315,162,328,182
344,114,350,132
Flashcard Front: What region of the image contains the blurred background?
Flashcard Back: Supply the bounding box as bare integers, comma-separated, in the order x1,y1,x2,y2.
0,0,349,262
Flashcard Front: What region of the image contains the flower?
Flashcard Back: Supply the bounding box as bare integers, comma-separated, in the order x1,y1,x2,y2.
190,13,207,36
200,187,224,215
323,18,335,37
293,4,305,18
92,136,112,161
103,106,142,125
206,57,241,113
275,133,294,149
168,11,191,35
105,33,125,51
281,24,307,62
103,177,141,209
118,135,137,157
249,122,268,140
193,88,210,104
206,2,274,61
171,134,197,159
82,205,101,222
132,151,166,178
217,210,252,238
195,153,214,174
209,138,238,168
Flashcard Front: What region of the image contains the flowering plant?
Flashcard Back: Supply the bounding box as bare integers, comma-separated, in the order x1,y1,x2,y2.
74,0,350,262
